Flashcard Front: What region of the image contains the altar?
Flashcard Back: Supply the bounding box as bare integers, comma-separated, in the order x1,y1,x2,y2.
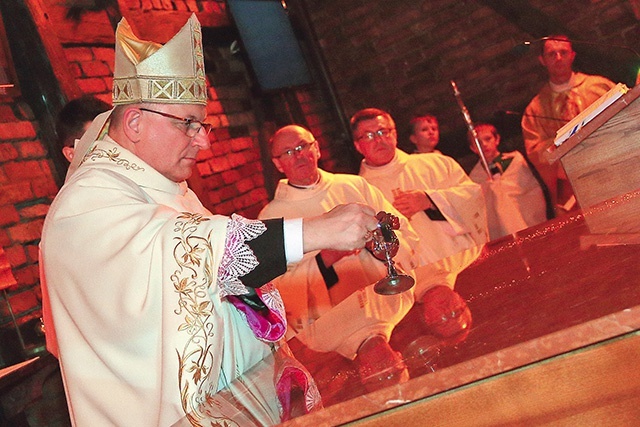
193,185,640,426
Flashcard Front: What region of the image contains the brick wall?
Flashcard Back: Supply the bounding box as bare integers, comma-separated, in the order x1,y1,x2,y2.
303,0,640,157
0,0,343,338
63,46,114,103
0,98,57,331
198,41,271,218
4,0,639,355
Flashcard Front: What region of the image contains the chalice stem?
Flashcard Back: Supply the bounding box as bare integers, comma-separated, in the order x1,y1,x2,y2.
385,252,399,278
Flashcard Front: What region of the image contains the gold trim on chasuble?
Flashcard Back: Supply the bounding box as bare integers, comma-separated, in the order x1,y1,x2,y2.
171,213,222,425
80,145,145,171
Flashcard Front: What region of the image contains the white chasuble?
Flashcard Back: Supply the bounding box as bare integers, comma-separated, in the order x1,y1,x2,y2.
41,137,313,426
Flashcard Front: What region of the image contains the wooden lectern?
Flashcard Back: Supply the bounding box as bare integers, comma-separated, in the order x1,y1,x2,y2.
546,83,640,247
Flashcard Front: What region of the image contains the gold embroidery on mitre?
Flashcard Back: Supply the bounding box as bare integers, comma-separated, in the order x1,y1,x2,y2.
112,14,207,105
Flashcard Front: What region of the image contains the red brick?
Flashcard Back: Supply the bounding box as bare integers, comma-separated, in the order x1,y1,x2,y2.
203,173,224,191
94,93,112,105
0,143,19,162
0,229,9,246
0,121,36,140
64,47,94,62
77,77,109,94
207,86,219,100
32,176,60,199
149,0,164,9
207,100,224,115
250,187,268,202
69,62,83,78
0,105,17,122
195,161,212,177
221,169,241,185
196,147,213,162
122,0,141,9
206,189,221,205
211,140,229,157
235,177,255,193
230,137,254,152
33,284,42,303
0,205,20,226
80,60,112,77
209,156,231,172
217,185,238,201
227,152,248,168
6,287,39,315
18,203,49,220
103,76,114,91
251,171,265,188
243,149,260,163
185,0,198,12
215,200,235,216
17,141,47,159
92,46,115,64
0,182,33,205
4,160,47,181
206,115,223,130
24,243,39,264
5,244,27,267
8,219,44,243
12,264,39,287
174,1,188,12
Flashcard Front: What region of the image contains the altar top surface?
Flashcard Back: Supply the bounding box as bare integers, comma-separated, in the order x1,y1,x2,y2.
196,189,640,427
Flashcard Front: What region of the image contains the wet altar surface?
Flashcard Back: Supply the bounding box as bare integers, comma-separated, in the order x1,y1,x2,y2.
200,189,640,426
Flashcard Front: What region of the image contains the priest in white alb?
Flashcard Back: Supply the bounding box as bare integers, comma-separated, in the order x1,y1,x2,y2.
351,108,489,263
258,125,420,388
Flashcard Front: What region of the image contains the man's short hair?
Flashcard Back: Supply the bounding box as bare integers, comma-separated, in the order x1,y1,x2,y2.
539,34,573,55
349,108,395,134
468,122,498,146
56,96,111,148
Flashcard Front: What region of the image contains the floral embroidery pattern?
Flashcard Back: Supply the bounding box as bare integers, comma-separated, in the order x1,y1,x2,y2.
81,145,145,171
172,212,216,424
172,212,274,425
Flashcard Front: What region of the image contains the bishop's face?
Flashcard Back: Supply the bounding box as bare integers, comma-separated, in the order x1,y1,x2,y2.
134,103,211,182
353,115,398,167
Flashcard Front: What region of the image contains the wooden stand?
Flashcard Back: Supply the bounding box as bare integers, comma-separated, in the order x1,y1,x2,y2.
546,84,640,246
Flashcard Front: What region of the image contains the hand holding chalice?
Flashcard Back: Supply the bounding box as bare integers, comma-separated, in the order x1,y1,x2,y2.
366,212,415,295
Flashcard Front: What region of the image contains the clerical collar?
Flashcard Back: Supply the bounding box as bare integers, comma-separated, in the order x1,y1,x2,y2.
287,174,321,189
550,72,576,93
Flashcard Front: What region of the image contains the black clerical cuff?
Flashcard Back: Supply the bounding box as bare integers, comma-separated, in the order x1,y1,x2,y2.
424,193,446,221
315,253,339,289
239,218,287,288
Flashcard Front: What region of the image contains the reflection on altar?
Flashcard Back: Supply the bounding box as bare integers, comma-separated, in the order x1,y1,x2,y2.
180,189,640,426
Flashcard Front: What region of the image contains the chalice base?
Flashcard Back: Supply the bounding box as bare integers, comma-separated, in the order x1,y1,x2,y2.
374,274,415,295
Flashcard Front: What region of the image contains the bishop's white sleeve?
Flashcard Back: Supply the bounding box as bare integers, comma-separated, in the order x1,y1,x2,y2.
283,218,303,264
